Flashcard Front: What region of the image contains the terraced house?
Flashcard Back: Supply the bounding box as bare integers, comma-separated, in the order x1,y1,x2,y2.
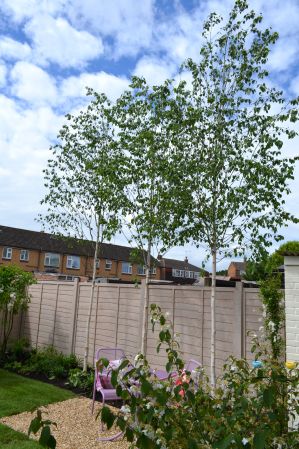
0,225,160,282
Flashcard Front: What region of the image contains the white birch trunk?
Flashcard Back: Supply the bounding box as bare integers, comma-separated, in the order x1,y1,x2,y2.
140,240,152,356
83,224,100,371
210,248,217,387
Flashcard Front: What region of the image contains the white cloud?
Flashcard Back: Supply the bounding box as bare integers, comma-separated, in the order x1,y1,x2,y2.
61,71,129,102
67,0,154,58
290,75,299,96
0,36,31,60
0,63,6,86
267,37,298,72
0,94,64,227
133,57,175,86
25,14,103,68
10,61,58,105
0,0,66,23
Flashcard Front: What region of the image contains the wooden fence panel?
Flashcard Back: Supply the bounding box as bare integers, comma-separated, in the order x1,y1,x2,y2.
10,281,263,376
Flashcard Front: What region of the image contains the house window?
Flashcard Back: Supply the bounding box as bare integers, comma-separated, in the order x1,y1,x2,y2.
122,262,132,274
185,271,194,278
96,259,100,269
105,259,112,270
2,247,12,259
66,255,80,269
194,272,200,279
137,265,146,275
172,269,185,277
44,253,60,268
137,265,156,276
20,249,29,261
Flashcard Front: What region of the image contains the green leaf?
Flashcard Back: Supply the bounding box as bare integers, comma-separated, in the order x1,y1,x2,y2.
188,438,199,449
253,430,266,449
126,427,134,442
263,386,275,407
213,436,233,449
101,405,115,429
141,379,152,395
28,417,42,435
136,433,156,449
39,426,54,448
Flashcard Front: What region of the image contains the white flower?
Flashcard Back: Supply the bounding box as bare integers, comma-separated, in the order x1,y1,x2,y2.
242,437,249,445
230,365,237,372
120,405,131,415
268,321,275,331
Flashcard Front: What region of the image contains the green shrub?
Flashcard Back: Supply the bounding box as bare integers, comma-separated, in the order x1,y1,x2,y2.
67,368,94,395
12,346,80,380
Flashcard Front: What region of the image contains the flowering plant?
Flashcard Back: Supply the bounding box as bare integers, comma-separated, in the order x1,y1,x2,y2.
101,289,299,449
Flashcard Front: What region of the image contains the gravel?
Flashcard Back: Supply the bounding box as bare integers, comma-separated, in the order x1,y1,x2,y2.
0,397,130,449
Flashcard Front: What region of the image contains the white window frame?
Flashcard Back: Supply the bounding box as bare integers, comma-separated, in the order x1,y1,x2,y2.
44,253,60,268
151,266,157,275
194,272,200,279
185,270,194,279
95,259,100,269
2,247,12,260
105,259,112,270
66,255,80,269
137,265,146,275
122,261,132,274
20,249,29,261
172,268,185,277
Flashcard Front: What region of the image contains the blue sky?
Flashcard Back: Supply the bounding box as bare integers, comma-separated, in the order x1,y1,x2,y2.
0,0,298,270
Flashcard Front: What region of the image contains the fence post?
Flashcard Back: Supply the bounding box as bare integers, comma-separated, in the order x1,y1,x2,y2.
232,282,243,358
69,278,79,354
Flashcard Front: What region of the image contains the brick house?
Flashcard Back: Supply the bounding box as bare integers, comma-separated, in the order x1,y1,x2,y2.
0,225,160,282
159,256,201,284
227,261,246,280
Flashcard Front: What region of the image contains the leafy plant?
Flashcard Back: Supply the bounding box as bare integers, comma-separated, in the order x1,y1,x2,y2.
67,368,94,395
28,409,57,449
18,346,80,379
0,265,35,355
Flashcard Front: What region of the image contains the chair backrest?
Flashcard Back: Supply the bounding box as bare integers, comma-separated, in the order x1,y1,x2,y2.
95,347,126,367
185,359,201,372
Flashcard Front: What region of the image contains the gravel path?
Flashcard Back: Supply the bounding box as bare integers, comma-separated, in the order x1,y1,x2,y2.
0,397,130,449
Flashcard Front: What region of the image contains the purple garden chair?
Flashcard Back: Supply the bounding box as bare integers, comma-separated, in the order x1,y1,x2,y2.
91,347,126,415
185,359,201,372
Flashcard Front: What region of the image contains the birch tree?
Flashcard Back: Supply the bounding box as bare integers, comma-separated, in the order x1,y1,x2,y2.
171,0,299,386
112,77,180,355
39,92,126,370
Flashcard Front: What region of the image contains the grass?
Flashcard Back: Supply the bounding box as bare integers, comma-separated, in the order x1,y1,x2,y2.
0,423,41,448
0,369,75,448
0,368,74,417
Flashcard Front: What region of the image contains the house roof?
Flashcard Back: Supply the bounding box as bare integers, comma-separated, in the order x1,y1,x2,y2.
0,225,148,262
229,261,246,270
160,257,200,272
281,251,299,256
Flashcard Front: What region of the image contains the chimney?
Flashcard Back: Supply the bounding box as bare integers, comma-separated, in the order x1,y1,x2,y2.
184,256,188,263
157,254,162,260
